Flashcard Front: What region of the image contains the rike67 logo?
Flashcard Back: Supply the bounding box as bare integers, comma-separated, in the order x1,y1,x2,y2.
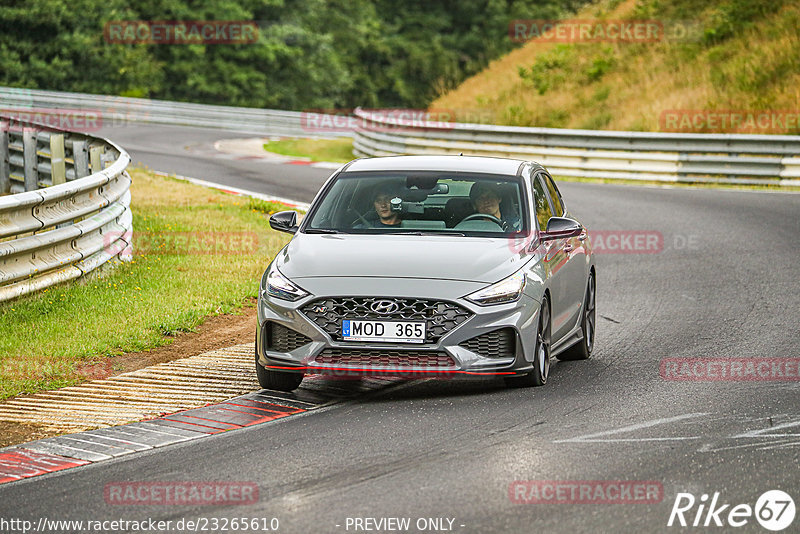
668,490,795,531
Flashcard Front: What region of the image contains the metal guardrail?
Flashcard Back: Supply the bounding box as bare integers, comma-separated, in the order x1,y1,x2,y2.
0,86,348,139
0,115,132,303
352,109,800,185
4,88,798,184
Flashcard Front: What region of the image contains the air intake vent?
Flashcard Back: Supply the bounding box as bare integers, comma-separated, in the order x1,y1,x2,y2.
265,322,312,352
458,328,516,358
315,348,455,367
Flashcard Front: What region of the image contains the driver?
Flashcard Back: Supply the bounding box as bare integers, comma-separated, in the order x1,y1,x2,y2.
355,184,402,228
468,182,520,231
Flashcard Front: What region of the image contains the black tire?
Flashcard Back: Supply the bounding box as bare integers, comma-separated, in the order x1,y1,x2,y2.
558,272,595,361
255,342,304,392
505,296,551,388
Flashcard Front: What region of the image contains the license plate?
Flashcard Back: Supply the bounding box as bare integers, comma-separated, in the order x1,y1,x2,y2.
342,320,426,343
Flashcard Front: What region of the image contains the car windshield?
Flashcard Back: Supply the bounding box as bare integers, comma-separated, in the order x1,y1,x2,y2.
304,171,528,236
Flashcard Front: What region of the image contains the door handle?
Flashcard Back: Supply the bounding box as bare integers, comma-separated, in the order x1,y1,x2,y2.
563,243,574,253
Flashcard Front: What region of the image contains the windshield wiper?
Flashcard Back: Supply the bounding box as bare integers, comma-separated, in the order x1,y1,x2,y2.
394,231,466,236
304,228,341,234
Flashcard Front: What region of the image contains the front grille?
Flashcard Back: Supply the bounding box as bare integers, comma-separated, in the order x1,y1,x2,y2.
265,322,313,352
459,328,516,358
314,348,455,367
301,297,472,343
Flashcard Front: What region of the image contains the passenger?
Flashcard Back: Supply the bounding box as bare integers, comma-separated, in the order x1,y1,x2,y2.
468,182,520,231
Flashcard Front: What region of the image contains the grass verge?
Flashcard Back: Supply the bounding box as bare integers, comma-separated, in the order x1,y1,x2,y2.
263,137,355,163
0,167,293,400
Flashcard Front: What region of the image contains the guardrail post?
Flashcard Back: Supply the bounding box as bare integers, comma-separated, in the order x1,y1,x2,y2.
50,133,66,185
0,120,9,194
22,127,38,191
89,145,103,172
72,139,89,178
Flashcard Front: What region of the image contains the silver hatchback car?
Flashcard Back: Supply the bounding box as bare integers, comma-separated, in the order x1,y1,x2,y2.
256,155,595,391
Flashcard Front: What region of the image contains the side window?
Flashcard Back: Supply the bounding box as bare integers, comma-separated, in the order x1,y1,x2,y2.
531,175,552,232
541,173,565,217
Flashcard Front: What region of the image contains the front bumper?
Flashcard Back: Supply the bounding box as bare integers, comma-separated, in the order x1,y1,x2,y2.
256,279,541,378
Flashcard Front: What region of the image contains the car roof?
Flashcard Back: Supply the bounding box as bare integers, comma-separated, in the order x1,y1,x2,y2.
344,155,529,175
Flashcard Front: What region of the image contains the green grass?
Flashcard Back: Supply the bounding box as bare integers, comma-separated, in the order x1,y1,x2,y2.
0,168,294,400
263,138,355,163
248,197,303,216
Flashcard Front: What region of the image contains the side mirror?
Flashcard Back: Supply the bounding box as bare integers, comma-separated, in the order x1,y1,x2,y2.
539,217,582,241
269,210,299,234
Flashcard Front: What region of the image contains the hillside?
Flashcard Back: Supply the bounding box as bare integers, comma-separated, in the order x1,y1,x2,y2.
431,0,800,134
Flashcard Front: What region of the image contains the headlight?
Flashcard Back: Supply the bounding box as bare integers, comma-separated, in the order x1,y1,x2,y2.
466,270,526,306
265,264,309,301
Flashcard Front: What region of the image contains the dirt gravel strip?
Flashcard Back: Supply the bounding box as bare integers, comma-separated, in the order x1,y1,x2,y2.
0,344,263,432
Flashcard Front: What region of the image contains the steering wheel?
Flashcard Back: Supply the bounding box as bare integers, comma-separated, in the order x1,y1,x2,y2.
346,208,372,228
460,213,507,230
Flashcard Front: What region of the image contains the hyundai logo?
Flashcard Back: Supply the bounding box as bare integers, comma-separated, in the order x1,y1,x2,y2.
370,300,400,314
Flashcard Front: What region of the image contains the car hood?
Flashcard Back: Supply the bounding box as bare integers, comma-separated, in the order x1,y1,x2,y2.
276,234,529,284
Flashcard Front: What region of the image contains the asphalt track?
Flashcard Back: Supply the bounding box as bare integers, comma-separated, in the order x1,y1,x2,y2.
1,124,798,533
